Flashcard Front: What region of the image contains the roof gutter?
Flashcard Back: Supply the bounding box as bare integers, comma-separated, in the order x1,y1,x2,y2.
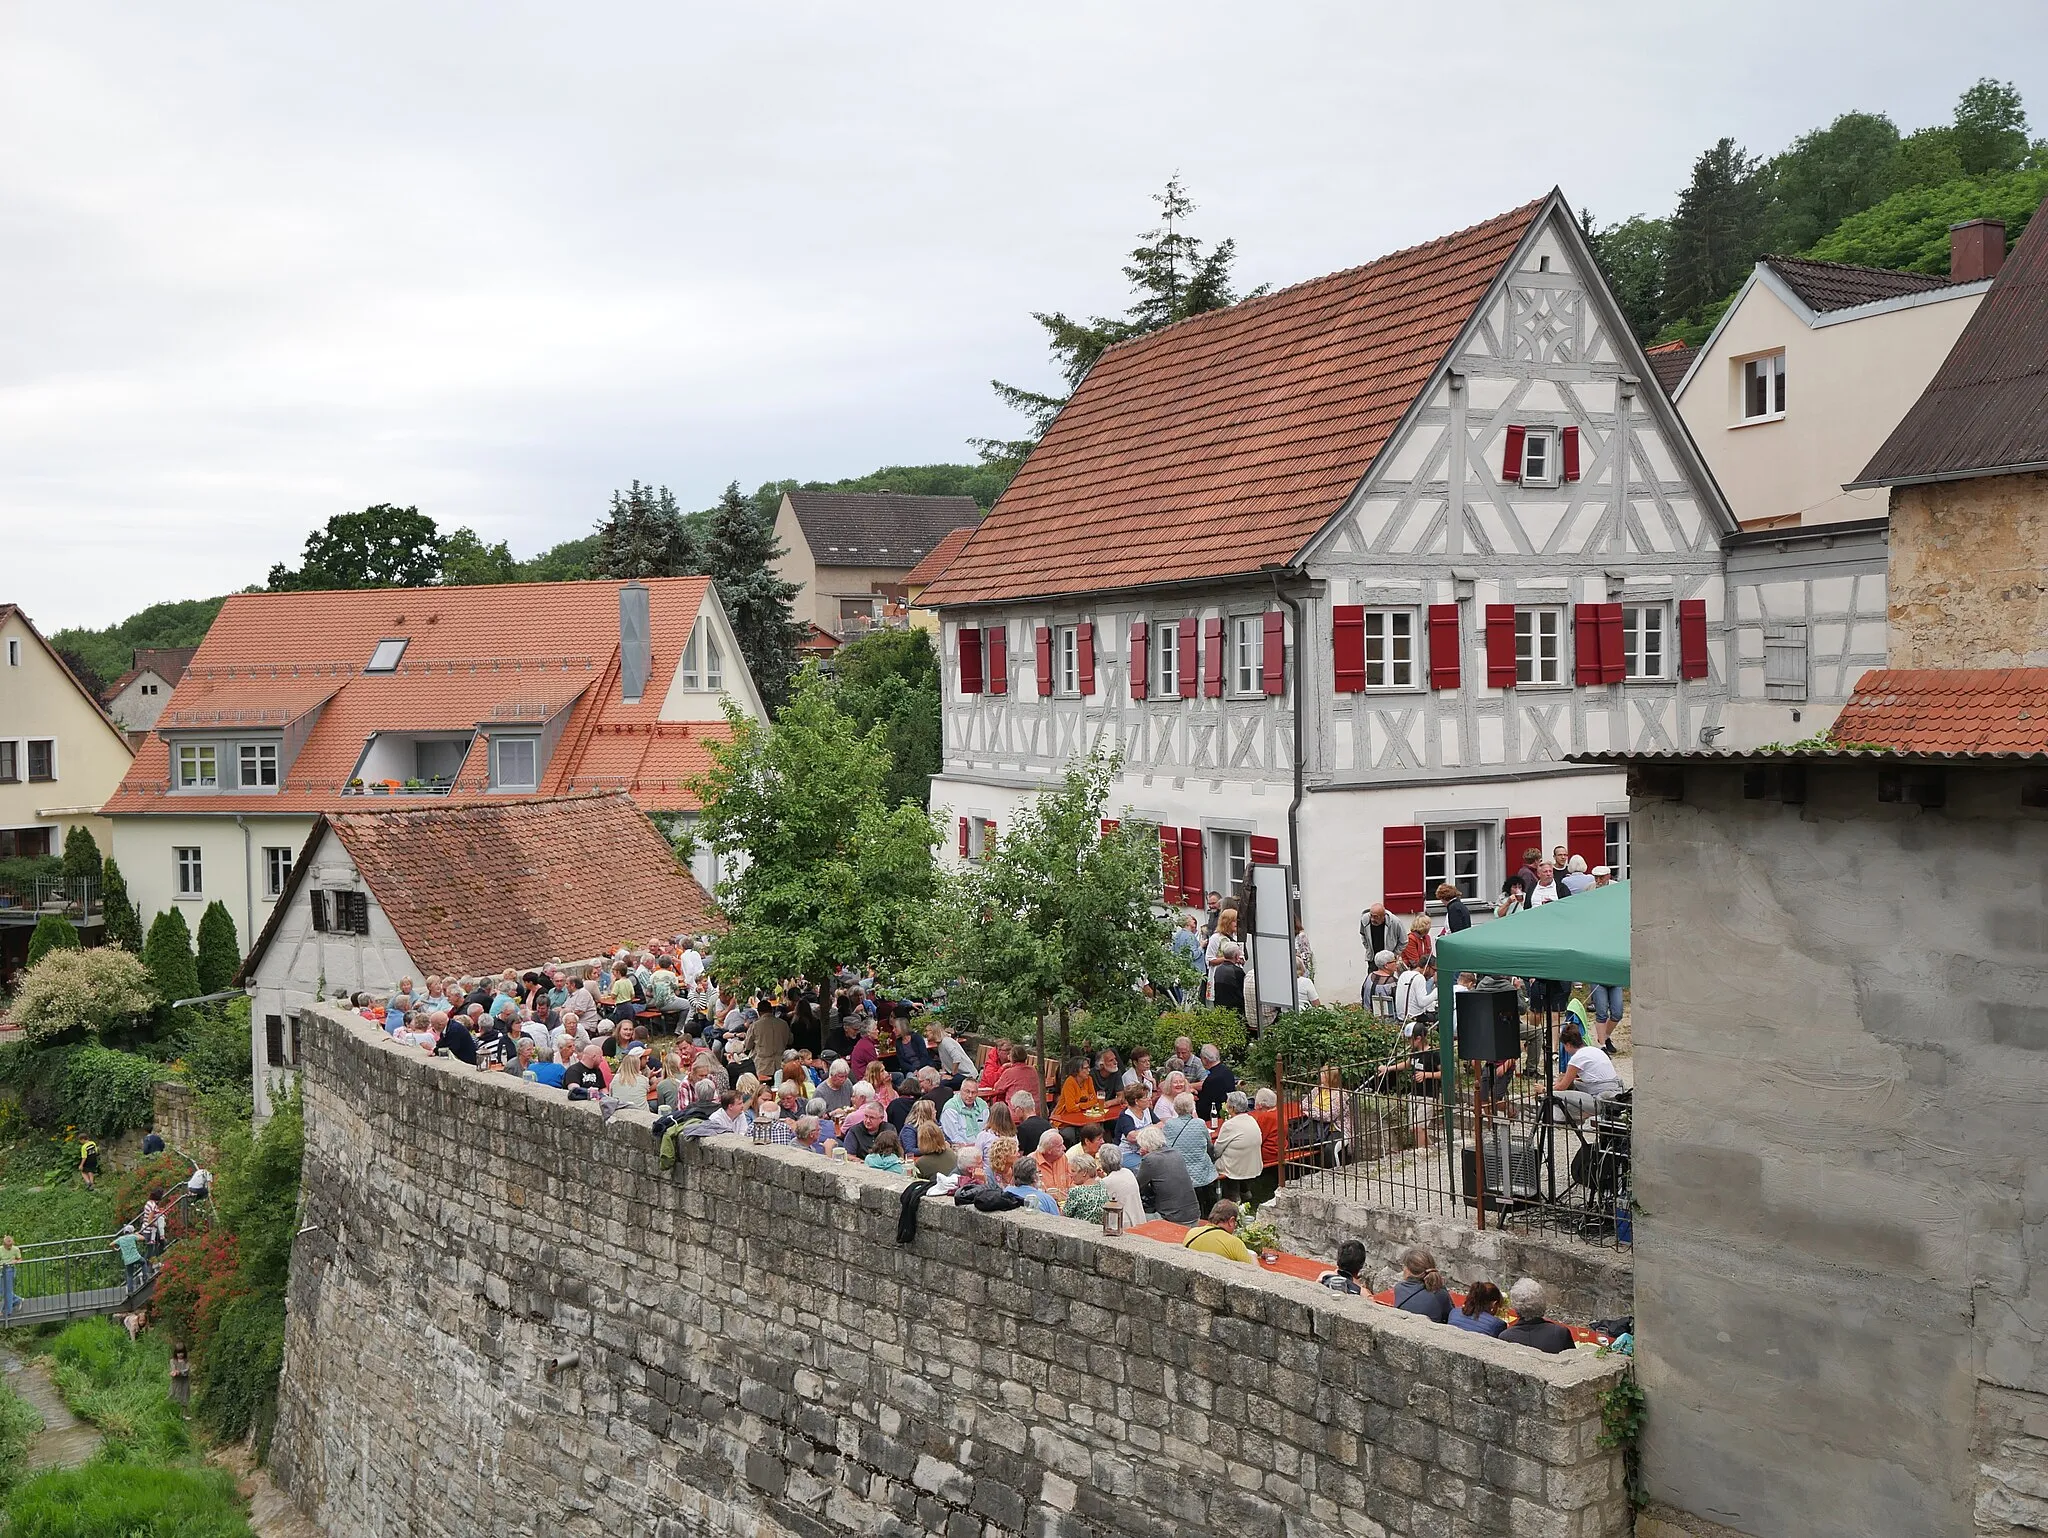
1844,457,2048,492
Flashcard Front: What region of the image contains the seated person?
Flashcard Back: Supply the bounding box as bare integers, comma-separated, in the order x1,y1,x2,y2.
1550,1022,1624,1122
1320,1238,1366,1296
1448,1280,1508,1337
1392,1247,1452,1323
1500,1278,1574,1353
1132,1125,1201,1224
1182,1199,1256,1263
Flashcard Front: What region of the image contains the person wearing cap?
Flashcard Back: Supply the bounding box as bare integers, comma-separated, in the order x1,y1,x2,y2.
1500,1278,1574,1353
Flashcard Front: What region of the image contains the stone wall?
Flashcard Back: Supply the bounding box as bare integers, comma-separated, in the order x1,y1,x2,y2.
1267,1189,1635,1326
1630,762,2048,1538
151,1081,217,1164
1887,471,2048,668
273,1005,1633,1538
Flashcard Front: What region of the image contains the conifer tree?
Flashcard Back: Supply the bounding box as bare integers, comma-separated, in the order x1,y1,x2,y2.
61,824,103,885
143,908,202,1036
1662,138,1768,323
593,481,698,579
26,913,80,969
704,481,804,710
101,858,143,952
196,900,241,995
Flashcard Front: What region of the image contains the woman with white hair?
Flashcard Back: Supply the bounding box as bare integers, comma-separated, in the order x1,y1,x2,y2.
1097,1142,1143,1218
1132,1124,1201,1224
1212,1090,1264,1204
1160,1091,1220,1214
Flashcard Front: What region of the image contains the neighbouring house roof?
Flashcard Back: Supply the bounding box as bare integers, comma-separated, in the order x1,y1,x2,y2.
1645,340,1696,396
1851,212,2048,488
0,604,137,746
102,577,737,816
103,645,202,702
783,491,982,570
236,792,718,984
1759,255,1964,315
796,623,842,656
902,525,977,593
918,197,1546,606
1830,668,2048,755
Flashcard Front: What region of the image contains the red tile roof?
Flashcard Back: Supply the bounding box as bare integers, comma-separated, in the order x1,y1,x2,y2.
1834,669,2048,755
1646,340,1696,396
903,525,977,592
238,793,718,983
103,578,736,815
919,197,1546,605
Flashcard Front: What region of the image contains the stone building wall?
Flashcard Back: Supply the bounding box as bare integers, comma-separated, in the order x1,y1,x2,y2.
1887,471,2048,668
150,1081,218,1165
272,1005,1632,1538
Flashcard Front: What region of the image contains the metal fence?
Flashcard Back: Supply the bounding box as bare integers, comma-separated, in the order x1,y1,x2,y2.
1277,1012,1632,1249
0,1183,214,1328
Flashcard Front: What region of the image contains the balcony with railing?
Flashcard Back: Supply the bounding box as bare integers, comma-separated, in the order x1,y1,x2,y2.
0,873,103,926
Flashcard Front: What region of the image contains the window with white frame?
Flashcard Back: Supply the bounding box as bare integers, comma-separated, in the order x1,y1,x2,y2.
176,743,218,789
175,846,203,897
1515,608,1564,685
1741,351,1786,421
25,741,53,782
5,639,17,667
966,816,997,862
1213,831,1251,899
679,623,724,690
1605,816,1631,881
1154,621,1181,697
0,743,15,782
1424,825,1485,902
1229,615,1262,695
264,846,293,898
1622,606,1667,680
490,735,539,791
1520,429,1556,487
1364,610,1417,689
239,742,279,787
1055,625,1079,696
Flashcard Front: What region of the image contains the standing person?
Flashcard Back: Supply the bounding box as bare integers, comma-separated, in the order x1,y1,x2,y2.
78,1138,100,1190
169,1346,192,1406
1209,942,1247,1021
1527,862,1562,906
1358,905,1408,974
112,1226,148,1292
1170,916,1205,1003
1211,1093,1264,1204
1587,974,1624,1052
1293,919,1314,979
1193,1047,1237,1121
1515,847,1542,900
1203,891,1224,938
1436,884,1472,934
0,1234,19,1319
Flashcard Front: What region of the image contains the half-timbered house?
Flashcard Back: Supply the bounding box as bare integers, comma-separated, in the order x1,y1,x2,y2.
919,191,1740,999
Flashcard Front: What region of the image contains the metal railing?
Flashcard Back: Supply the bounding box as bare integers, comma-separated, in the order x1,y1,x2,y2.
1277,1017,1632,1249
0,875,101,924
1,1183,212,1327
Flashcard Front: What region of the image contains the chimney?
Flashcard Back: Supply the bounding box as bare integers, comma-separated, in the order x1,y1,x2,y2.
619,582,651,703
1950,218,2006,283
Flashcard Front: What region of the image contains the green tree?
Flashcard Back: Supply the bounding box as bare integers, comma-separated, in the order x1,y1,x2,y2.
25,913,80,969
100,857,143,952
828,626,942,807
195,901,241,996
704,481,805,711
689,668,941,989
592,481,698,579
1806,166,2047,271
1952,78,2031,176
1663,138,1769,324
143,908,202,1035
438,527,520,586
56,647,107,698
268,505,445,591
8,947,155,1045
914,750,1193,1060
1765,111,1902,252
61,825,102,886
1584,211,1670,343
517,533,601,582
49,595,227,687
979,175,1261,474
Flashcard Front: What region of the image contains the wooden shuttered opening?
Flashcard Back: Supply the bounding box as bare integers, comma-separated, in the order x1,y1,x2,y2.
1504,816,1544,873
1332,605,1365,693
1501,424,1526,482
1562,425,1581,481
1764,622,1808,701
309,890,328,932
957,627,983,694
1179,827,1205,901
1678,599,1709,680
1159,826,1183,904
1202,619,1224,698
1128,622,1148,699
1178,619,1200,698
1382,825,1425,912
1597,605,1625,682
1566,815,1607,872
1077,623,1096,696
986,627,1008,695
959,817,970,857
1034,626,1053,696
1575,603,1625,685
1484,605,1517,688
1250,835,1280,867
1261,611,1286,696
1427,603,1461,690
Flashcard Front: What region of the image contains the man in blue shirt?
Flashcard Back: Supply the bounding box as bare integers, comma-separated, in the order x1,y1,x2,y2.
1169,915,1205,1002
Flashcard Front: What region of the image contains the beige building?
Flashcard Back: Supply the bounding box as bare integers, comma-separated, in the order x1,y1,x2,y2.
771,490,980,638
0,605,136,973
1671,224,2002,531
102,645,198,734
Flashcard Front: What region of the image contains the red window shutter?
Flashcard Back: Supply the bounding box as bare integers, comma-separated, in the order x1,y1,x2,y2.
1160,826,1183,904
1261,611,1286,696
1574,605,1603,685
1100,819,1119,836
1128,622,1148,700
1504,816,1544,873
1485,604,1517,688
1678,598,1709,680
986,627,1008,695
1427,603,1461,690
1562,425,1581,482
1382,826,1425,912
1599,603,1626,683
1567,815,1606,872
1077,622,1096,696
1332,605,1365,693
1202,618,1224,698
986,820,995,843
1502,424,1526,482
958,817,969,857
1178,618,1200,698
1179,827,1206,901
1250,835,1280,867
957,627,983,694
1035,626,1052,697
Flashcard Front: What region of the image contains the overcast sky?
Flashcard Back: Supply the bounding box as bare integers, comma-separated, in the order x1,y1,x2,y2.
6,2,2044,631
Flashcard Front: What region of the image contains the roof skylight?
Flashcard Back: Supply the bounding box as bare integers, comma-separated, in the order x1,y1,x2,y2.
366,638,408,673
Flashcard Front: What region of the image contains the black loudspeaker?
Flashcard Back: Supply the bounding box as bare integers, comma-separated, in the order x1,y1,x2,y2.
1455,989,1522,1061
1461,1134,1541,1203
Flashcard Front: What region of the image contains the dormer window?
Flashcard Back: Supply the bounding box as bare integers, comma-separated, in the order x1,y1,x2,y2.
365,638,408,673
177,744,219,789
490,735,538,792
239,743,279,788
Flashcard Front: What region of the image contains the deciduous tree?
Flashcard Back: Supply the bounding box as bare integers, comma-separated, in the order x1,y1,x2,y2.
828,627,941,808
267,505,446,591
10,947,156,1045
1765,112,1902,252
439,527,520,586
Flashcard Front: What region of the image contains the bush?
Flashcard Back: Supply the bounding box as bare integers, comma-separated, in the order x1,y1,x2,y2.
0,855,61,894
143,908,201,1037
0,1382,40,1498
1151,1005,1252,1063
54,1046,159,1140
110,1152,197,1227
176,1001,252,1098
7,947,155,1046
24,913,79,969
1806,165,2047,272
46,1317,190,1466
1245,1003,1402,1086
150,1230,242,1364
196,1292,286,1452
2,1463,253,1537
195,902,240,997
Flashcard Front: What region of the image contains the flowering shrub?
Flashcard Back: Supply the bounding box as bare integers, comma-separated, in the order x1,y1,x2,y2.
151,1229,242,1357
8,948,155,1045
111,1153,197,1230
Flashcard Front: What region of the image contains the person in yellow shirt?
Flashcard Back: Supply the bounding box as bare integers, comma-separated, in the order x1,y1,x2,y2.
1182,1199,1257,1263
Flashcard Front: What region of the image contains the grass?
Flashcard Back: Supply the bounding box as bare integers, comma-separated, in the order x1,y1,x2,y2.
45,1319,190,1466
2,1463,254,1536
0,1379,40,1497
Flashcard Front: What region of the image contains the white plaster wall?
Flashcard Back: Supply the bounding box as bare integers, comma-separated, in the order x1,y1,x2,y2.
110,812,313,945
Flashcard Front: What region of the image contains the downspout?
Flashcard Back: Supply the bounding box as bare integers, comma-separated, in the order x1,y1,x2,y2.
1266,568,1306,1014
235,815,254,950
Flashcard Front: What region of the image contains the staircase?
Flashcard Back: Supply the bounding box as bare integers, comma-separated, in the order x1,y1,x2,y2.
3,1186,206,1329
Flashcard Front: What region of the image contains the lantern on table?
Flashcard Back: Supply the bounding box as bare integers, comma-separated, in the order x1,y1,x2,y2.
1102,1197,1125,1237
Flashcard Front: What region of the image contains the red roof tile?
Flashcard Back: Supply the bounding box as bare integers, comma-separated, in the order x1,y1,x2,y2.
903,525,977,592
919,198,1546,605
1646,341,1696,397
103,578,736,815
1834,669,2048,755
238,793,718,982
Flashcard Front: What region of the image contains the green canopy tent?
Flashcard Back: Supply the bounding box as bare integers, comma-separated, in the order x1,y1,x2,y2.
1435,880,1631,986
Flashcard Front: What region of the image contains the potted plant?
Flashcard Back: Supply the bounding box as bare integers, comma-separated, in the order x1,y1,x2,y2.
404,778,423,792
345,779,365,795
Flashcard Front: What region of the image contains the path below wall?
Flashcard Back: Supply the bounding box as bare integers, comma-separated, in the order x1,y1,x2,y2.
0,1344,101,1471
